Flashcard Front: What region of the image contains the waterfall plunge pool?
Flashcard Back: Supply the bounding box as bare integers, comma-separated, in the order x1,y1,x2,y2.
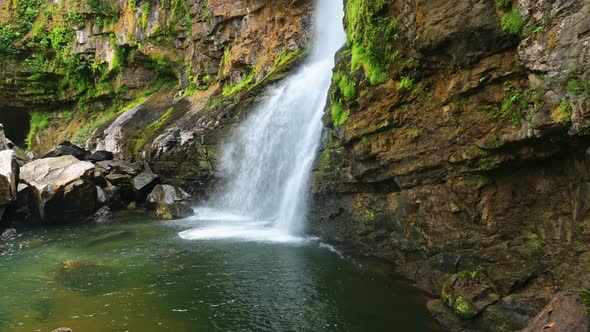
0,211,438,331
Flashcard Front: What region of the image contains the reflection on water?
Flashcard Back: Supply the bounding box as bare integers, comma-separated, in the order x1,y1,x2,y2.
0,212,436,331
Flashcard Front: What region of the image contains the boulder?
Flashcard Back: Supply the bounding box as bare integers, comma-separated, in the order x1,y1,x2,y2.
0,150,19,206
131,172,159,203
146,185,194,220
83,206,114,224
20,156,97,223
105,173,130,186
109,160,142,175
89,150,114,162
524,291,590,332
42,141,90,160
91,166,108,187
96,186,107,206
441,268,500,319
0,124,8,150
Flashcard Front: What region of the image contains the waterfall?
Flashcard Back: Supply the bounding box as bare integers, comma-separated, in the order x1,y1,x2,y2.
179,0,346,241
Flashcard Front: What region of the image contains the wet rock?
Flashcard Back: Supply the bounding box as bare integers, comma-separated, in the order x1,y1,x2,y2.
42,141,90,160
131,172,159,203
146,184,194,220
84,206,114,224
89,150,114,162
524,291,589,332
441,269,500,319
20,156,97,223
105,173,131,186
96,186,107,206
1,227,16,240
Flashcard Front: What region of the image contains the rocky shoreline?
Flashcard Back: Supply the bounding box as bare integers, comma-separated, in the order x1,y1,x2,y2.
0,127,194,242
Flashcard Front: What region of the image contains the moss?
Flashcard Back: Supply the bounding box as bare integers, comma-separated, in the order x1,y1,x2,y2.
140,3,150,29
406,128,420,139
495,0,512,10
551,100,573,123
222,71,255,97
133,107,174,155
128,0,136,11
396,76,415,91
454,296,478,318
457,267,480,281
26,111,52,149
580,289,590,315
330,101,350,127
333,71,357,101
501,7,525,35
567,79,590,96
346,0,398,85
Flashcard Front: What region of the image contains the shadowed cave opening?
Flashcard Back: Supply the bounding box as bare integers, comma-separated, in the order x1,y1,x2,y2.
0,108,30,147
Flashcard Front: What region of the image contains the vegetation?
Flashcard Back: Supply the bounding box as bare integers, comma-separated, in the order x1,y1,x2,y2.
330,101,350,127
332,71,357,101
457,267,480,281
568,79,590,96
497,1,525,35
346,0,398,85
551,101,573,123
501,84,526,127
396,76,415,91
26,111,51,148
140,3,150,29
0,0,45,55
581,289,590,315
222,71,255,97
133,107,175,154
86,0,118,16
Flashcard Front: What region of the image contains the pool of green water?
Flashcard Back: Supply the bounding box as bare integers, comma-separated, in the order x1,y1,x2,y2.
0,212,437,331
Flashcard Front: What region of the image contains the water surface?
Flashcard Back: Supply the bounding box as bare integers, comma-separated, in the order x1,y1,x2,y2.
0,212,436,331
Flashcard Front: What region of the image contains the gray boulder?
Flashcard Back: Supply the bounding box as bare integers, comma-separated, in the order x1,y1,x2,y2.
20,155,97,223
146,185,194,220
0,150,19,221
131,172,159,203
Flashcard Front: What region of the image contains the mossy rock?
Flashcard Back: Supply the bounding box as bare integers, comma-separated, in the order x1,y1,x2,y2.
441,269,500,319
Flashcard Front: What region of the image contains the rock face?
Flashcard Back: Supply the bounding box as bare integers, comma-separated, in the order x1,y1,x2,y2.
146,185,194,220
309,0,590,330
20,156,96,223
524,291,590,332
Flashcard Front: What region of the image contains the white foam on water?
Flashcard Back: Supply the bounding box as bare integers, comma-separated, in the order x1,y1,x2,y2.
179,0,346,242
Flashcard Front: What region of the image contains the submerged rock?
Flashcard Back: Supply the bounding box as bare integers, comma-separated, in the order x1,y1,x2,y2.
146,185,193,220
84,206,114,224
52,328,73,332
20,156,97,223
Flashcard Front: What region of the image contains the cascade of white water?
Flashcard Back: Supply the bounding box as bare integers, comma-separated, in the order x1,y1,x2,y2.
181,0,346,241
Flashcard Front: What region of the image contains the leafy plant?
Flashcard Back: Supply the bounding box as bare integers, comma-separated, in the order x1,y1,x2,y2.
501,7,525,35
396,76,415,91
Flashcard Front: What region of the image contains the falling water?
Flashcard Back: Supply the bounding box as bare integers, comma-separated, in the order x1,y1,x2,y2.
180,0,346,241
